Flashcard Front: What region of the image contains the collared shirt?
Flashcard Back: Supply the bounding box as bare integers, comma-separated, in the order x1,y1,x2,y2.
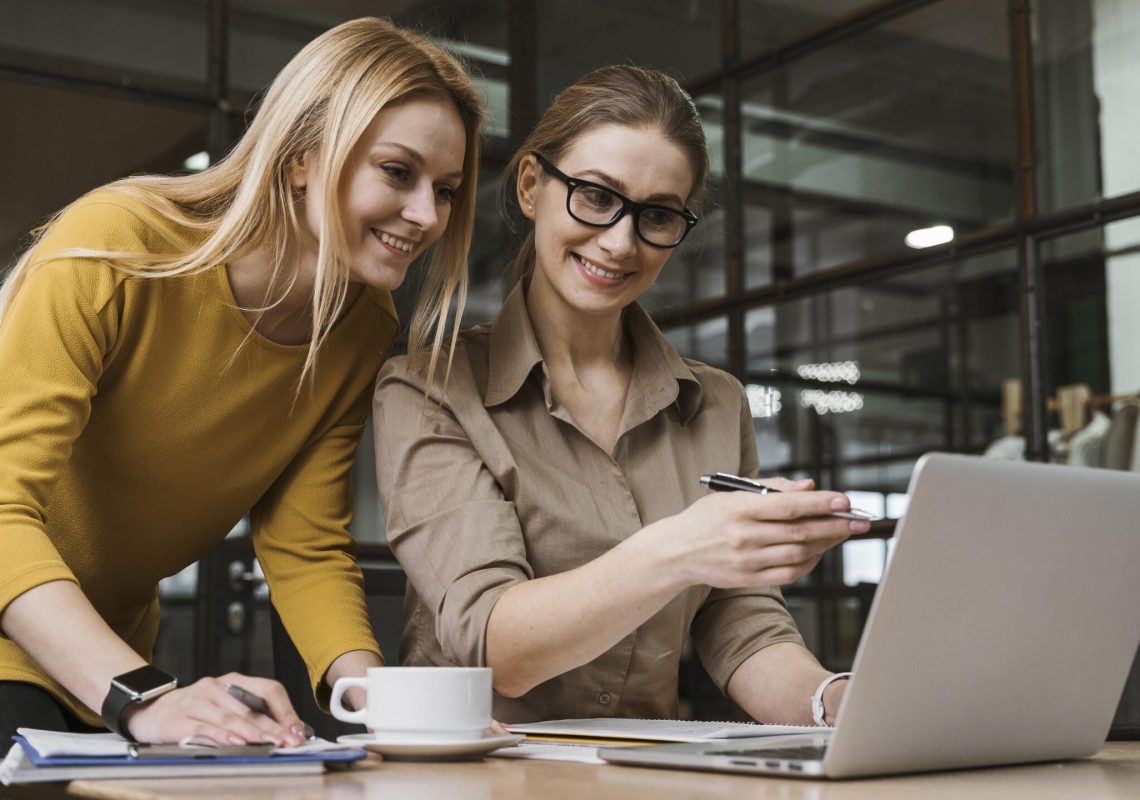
373,285,803,722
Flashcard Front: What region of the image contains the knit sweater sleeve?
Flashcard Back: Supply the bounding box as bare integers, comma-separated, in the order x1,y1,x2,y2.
250,388,383,710
0,196,134,617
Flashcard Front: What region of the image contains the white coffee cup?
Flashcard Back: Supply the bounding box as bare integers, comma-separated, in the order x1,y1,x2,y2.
330,667,492,741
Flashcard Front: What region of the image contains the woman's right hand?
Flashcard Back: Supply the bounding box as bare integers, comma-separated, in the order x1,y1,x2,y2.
648,479,867,589
123,673,306,746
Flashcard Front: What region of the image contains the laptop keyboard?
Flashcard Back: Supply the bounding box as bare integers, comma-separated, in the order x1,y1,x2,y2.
707,744,829,761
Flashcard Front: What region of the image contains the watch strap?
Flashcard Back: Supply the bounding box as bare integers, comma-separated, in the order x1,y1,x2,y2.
100,683,138,740
811,671,852,727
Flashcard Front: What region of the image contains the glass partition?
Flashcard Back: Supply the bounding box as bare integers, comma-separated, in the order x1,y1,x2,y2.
737,249,1020,488
535,0,721,102
229,1,510,139
643,94,728,313
739,0,876,61
664,316,729,370
3,0,208,87
1034,0,1140,213
1038,220,1140,470
741,0,1013,283
0,80,207,261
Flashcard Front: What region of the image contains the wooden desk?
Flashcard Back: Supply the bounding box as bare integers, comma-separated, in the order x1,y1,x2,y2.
6,742,1140,800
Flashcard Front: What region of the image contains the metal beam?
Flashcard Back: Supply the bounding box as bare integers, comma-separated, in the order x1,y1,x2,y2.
0,58,211,113
1009,0,1050,462
507,0,537,152
686,0,942,96
722,0,745,378
652,187,1140,329
194,0,231,682
206,0,231,160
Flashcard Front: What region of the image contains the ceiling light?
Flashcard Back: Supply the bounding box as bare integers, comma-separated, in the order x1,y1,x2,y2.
904,224,953,249
183,151,210,172
796,361,860,385
800,389,864,415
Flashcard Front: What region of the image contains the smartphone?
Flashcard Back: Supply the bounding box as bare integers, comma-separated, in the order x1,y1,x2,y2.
128,742,275,759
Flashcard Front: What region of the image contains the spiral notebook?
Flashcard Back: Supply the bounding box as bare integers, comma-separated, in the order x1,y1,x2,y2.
1,729,365,785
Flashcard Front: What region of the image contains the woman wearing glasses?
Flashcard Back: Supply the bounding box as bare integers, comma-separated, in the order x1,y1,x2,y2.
373,66,863,725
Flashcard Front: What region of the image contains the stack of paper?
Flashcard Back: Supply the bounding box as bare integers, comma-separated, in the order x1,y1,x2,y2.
1,729,366,785
505,717,826,744
494,717,830,765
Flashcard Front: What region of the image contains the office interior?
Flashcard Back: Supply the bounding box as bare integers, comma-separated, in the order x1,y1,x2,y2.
3,0,1138,728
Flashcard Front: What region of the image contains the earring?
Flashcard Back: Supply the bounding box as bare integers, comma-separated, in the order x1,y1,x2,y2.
527,204,534,212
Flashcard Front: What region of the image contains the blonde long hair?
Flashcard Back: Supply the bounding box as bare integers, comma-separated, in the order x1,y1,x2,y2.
0,17,484,388
501,65,708,292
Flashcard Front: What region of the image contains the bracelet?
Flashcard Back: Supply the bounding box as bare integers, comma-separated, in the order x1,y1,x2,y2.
810,672,852,727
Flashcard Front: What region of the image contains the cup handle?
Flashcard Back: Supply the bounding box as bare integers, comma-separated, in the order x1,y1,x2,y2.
330,677,369,725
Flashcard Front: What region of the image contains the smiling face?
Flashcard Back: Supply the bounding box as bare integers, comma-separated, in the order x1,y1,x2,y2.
294,92,467,291
519,124,695,318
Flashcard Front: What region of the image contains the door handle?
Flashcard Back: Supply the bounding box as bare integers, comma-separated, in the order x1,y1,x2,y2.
227,560,266,594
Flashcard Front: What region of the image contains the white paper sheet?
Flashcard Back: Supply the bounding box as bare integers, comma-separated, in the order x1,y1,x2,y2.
506,717,827,743
490,742,605,764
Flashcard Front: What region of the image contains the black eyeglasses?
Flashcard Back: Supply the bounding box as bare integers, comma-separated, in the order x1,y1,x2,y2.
535,155,698,248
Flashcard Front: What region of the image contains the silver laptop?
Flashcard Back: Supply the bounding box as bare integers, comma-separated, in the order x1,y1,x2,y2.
600,453,1140,779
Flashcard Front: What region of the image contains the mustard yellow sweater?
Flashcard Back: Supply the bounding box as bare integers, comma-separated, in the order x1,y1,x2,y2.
0,190,397,725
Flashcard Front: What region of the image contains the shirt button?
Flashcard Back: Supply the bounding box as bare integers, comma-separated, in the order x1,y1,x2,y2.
598,692,613,705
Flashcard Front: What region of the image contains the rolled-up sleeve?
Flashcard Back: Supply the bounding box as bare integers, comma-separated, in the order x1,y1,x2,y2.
372,357,532,667
691,587,805,692
690,379,805,692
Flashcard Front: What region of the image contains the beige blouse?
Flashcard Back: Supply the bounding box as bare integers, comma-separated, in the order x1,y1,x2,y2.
373,285,804,722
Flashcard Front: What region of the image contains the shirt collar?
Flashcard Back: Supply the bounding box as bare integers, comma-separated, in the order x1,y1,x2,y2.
484,283,546,407
623,302,705,425
484,283,704,424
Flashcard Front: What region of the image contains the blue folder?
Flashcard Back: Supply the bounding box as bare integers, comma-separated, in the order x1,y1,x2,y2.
13,735,366,768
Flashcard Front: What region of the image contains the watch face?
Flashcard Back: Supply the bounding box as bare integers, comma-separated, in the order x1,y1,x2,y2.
113,664,178,698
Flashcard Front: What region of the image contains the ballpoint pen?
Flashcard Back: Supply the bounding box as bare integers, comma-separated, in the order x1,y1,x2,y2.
226,683,316,740
699,472,881,521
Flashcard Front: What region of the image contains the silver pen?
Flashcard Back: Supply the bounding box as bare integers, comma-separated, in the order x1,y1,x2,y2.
225,683,316,740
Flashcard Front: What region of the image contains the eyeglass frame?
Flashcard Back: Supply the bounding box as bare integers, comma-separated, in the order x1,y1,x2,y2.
534,154,699,249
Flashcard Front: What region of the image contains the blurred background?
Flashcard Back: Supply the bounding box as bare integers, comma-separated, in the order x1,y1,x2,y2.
3,0,1138,722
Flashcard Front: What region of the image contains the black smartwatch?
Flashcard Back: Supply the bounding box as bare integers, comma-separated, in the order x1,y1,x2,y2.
100,665,178,740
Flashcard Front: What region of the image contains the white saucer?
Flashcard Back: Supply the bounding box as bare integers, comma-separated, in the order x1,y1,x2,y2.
337,732,523,761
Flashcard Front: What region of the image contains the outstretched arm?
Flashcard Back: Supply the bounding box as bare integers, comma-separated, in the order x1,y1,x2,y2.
374,361,861,699
2,581,306,745
487,488,858,697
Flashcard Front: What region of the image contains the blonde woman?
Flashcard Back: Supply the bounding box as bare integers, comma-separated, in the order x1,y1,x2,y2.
374,66,858,726
0,18,482,746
